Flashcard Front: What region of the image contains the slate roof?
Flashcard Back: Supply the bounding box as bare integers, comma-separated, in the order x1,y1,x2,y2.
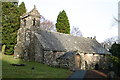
34,30,111,55
58,51,77,59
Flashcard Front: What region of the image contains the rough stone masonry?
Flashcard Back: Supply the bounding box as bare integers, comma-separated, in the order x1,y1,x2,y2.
14,6,111,71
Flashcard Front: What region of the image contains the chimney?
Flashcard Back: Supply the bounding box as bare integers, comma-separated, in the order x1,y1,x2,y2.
93,36,96,39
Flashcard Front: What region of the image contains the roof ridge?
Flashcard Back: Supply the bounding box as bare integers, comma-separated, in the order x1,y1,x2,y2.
38,29,96,41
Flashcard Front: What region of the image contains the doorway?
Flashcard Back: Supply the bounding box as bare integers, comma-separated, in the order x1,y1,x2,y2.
75,54,81,70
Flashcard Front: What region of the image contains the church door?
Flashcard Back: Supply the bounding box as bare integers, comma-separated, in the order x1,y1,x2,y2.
75,54,81,70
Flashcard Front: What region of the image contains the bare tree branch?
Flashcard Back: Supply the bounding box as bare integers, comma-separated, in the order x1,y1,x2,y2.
71,26,83,37
40,15,56,32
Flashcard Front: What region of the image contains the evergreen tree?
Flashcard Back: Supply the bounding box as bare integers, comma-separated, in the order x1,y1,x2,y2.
56,10,70,34
109,43,120,58
2,2,26,55
18,2,26,16
2,2,20,54
109,43,120,75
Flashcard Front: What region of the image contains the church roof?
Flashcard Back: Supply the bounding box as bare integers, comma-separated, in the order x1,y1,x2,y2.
35,30,111,54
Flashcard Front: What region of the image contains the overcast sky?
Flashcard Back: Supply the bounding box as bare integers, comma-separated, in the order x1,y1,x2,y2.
19,0,119,42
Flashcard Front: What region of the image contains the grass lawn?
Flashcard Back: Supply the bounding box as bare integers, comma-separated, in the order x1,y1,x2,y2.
1,53,71,78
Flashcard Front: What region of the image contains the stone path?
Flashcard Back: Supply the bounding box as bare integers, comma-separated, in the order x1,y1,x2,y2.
68,70,108,80
68,70,86,80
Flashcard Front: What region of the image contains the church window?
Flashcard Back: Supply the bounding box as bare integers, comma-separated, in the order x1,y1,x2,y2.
33,18,36,26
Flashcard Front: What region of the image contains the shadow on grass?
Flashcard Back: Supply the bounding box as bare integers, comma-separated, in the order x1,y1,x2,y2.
2,54,71,79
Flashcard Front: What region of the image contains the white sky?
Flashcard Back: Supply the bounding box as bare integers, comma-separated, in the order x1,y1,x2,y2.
19,0,119,42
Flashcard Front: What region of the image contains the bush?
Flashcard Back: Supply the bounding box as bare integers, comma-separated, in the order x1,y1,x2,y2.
109,56,120,76
5,45,14,55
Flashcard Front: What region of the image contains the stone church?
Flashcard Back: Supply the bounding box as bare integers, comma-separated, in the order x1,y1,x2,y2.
14,6,111,71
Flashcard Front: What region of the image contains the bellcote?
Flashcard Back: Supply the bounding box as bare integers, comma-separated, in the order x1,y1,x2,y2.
20,5,40,27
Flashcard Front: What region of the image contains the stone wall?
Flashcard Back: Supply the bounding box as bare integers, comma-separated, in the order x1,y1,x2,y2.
43,51,65,66
64,56,75,70
21,29,35,61
84,53,97,69
34,35,44,63
14,7,41,59
56,52,109,70
14,27,26,58
83,53,109,70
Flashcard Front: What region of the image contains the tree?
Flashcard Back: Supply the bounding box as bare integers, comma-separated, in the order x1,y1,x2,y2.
71,26,83,37
40,15,56,31
101,37,118,51
109,43,120,75
109,43,120,57
2,2,26,55
18,2,26,16
55,10,70,34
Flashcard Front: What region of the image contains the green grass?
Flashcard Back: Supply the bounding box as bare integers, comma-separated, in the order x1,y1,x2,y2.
1,54,71,78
